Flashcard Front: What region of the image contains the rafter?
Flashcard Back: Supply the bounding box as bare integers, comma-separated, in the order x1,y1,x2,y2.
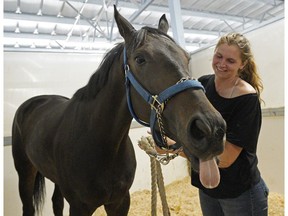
3,0,285,53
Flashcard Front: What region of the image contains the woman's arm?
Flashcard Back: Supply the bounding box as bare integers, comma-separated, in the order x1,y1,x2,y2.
152,133,242,165
158,137,242,167
217,141,242,168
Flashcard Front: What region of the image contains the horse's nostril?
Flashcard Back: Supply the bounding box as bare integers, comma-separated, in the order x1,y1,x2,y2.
190,119,207,140
215,128,225,141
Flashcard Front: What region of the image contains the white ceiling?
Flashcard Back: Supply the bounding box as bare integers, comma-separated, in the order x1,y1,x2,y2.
3,0,285,53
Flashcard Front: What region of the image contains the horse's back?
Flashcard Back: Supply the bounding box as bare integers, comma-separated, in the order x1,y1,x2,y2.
13,95,69,134
12,95,69,171
14,95,69,119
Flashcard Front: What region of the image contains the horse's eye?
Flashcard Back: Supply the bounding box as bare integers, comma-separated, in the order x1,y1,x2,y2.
135,56,145,65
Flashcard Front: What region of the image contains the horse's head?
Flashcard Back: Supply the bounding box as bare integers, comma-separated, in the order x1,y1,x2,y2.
114,6,226,187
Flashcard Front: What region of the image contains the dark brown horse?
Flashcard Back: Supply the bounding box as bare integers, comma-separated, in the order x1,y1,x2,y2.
12,6,226,216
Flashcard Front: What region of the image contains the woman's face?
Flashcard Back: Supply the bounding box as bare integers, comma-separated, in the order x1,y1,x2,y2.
212,43,244,80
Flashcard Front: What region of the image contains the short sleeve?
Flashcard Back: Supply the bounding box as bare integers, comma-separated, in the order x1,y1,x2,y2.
226,95,261,153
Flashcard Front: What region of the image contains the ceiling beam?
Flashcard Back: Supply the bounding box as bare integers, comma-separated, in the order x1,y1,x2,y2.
6,13,283,44
128,0,154,22
4,30,216,50
3,0,284,53
5,2,267,24
4,12,228,36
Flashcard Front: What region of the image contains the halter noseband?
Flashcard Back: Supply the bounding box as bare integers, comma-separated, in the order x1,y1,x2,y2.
123,47,205,151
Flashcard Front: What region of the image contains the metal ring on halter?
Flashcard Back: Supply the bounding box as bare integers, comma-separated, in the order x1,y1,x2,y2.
124,65,130,74
151,146,183,165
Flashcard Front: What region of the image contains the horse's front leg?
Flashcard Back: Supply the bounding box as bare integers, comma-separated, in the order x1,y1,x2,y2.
52,184,64,216
104,192,130,216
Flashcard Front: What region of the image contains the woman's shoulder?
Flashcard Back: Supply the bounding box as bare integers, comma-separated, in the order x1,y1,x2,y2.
232,78,256,98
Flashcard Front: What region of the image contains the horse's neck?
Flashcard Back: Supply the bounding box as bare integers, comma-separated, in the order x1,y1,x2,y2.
91,62,132,130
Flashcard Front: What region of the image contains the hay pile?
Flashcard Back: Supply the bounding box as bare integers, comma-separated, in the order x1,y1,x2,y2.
93,176,284,215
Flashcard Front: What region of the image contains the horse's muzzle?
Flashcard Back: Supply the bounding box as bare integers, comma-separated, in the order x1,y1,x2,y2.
187,114,226,161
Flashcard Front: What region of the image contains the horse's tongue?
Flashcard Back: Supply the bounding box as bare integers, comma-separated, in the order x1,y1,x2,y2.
199,158,220,189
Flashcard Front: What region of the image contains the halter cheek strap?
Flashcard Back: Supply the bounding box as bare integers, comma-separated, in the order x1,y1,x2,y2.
123,47,205,149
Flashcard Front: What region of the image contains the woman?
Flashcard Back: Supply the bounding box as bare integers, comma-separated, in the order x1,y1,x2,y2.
160,32,269,215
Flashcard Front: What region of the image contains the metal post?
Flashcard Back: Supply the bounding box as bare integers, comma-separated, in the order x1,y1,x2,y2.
168,0,185,48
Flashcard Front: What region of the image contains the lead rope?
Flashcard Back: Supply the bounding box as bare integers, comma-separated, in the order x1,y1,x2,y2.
156,161,170,216
137,77,193,215
150,155,158,216
138,136,171,216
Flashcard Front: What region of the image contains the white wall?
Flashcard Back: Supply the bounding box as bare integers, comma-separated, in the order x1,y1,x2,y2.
257,116,284,195
4,52,103,136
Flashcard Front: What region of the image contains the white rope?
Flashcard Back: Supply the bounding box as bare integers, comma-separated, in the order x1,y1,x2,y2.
138,136,171,216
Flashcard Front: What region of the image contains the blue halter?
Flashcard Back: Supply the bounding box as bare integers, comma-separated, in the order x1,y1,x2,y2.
123,47,205,149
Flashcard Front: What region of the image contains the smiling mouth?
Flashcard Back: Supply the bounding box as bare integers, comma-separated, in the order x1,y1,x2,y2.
216,65,226,72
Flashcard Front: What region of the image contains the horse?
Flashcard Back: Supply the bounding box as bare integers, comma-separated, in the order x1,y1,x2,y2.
11,6,226,216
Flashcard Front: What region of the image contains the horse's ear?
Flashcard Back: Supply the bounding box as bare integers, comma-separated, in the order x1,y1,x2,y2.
158,14,169,34
114,5,136,43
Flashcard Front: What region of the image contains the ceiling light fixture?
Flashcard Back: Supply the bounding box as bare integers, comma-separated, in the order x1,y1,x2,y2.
37,9,42,16
15,23,20,33
15,7,21,14
33,24,39,34
14,42,20,48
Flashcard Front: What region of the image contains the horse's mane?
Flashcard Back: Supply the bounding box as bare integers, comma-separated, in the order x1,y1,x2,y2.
73,26,175,101
73,43,124,100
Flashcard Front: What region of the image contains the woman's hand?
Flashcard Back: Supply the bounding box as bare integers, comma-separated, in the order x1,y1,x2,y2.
166,136,177,145
217,141,242,168
147,131,186,158
147,130,176,153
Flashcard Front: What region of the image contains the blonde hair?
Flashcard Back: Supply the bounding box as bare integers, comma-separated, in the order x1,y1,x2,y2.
215,33,263,98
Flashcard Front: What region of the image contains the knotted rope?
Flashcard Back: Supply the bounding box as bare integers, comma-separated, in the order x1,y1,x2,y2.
138,136,171,216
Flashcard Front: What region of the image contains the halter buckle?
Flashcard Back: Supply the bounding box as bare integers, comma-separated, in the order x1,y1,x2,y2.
150,95,164,112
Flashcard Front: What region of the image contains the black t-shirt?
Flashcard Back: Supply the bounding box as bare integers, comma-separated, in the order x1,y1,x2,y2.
191,74,262,198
